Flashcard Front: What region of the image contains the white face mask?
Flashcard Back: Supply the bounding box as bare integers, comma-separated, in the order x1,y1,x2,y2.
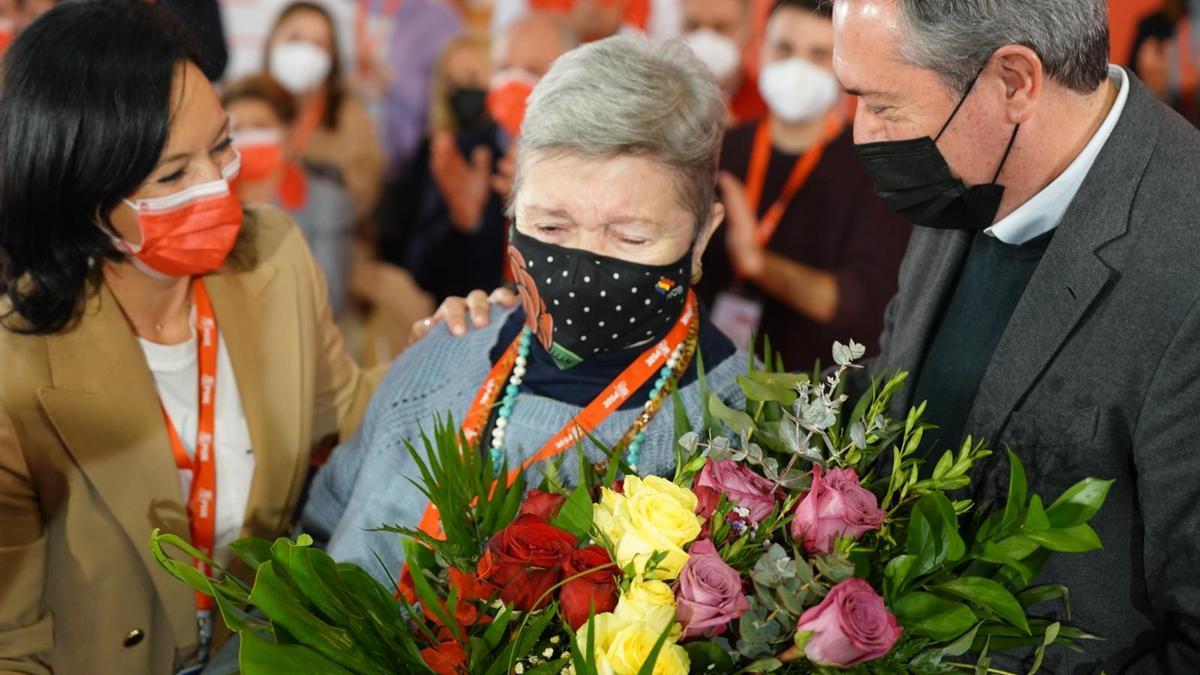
684,29,742,82
269,41,332,95
758,57,840,124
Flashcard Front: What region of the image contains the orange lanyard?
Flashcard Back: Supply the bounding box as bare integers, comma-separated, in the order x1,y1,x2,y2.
742,115,843,247
415,292,700,537
290,95,327,156
162,278,219,614
355,0,404,78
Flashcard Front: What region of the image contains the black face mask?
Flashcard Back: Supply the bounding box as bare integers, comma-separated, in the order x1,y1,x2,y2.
448,87,489,130
855,71,1020,231
507,228,693,370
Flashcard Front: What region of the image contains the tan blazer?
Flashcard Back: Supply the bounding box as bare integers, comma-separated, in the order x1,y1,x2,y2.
0,207,384,674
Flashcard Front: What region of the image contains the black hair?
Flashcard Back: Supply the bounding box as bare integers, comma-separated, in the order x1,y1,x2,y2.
774,0,833,19
0,0,204,334
264,1,345,130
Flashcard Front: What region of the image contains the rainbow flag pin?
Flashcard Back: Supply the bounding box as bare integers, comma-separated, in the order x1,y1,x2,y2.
655,277,676,295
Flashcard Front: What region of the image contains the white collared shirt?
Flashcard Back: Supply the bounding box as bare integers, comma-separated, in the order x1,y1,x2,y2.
985,65,1130,245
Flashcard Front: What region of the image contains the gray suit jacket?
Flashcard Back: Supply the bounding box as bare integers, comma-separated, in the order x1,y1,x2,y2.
864,72,1200,673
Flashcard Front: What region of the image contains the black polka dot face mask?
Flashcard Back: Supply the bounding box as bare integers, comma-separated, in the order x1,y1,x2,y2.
507,227,693,369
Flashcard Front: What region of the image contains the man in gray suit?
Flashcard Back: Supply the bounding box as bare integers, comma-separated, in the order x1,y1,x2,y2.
834,0,1200,672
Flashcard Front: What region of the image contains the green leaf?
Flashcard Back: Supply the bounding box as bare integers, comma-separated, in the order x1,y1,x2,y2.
550,485,594,541
1045,478,1114,529
893,592,978,641
934,577,1031,635
1023,494,1051,531
524,658,571,675
402,541,462,642
738,657,783,673
884,555,915,601
231,537,276,570
1029,621,1061,674
737,375,798,406
941,622,982,657
1022,524,1103,553
1001,450,1028,532
247,562,376,671
238,630,356,675
710,394,756,436
1017,584,1070,618
684,640,735,673
904,494,966,588
148,530,218,597
986,534,1040,561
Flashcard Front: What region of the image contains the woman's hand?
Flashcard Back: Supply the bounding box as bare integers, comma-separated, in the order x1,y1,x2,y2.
430,132,493,232
410,287,519,342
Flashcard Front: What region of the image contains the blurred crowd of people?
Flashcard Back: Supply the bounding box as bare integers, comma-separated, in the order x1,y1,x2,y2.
0,0,1190,370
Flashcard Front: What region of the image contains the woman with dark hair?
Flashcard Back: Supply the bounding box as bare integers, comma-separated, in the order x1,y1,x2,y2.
0,2,381,673
265,1,385,220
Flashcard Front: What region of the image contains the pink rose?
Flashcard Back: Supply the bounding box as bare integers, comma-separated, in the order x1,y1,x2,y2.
790,466,885,556
694,460,780,524
795,578,901,667
674,540,750,639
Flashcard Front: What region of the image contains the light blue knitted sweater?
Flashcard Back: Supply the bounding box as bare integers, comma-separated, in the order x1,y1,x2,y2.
301,306,747,582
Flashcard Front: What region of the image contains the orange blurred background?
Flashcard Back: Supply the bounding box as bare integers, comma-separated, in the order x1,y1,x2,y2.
1111,0,1165,64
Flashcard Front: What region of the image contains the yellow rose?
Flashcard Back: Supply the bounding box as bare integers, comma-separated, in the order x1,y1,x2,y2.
614,579,678,638
622,476,698,512
593,487,626,544
575,612,621,675
604,621,691,675
593,477,703,579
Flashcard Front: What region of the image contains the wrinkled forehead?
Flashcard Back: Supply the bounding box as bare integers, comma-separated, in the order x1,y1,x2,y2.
831,0,912,92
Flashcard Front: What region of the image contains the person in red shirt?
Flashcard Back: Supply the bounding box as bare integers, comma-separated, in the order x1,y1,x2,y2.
682,0,767,124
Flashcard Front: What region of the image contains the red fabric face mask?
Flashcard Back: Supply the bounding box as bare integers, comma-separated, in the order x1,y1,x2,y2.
232,128,286,183
0,20,14,57
487,69,539,137
116,154,244,278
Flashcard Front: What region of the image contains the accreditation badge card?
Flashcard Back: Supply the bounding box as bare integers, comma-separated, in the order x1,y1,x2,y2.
711,291,763,353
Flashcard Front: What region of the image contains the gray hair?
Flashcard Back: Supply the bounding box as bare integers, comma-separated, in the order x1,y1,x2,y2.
889,0,1110,96
509,34,727,235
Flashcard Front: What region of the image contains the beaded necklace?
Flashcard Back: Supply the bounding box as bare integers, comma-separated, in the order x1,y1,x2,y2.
486,313,700,474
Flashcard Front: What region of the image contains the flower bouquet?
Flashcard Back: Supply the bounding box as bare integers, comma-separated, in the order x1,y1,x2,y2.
151,341,1112,674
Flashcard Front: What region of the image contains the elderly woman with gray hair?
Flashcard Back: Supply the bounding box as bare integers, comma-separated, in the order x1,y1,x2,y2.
301,34,746,575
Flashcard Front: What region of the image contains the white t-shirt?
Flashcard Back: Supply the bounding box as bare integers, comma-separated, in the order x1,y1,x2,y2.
140,328,255,568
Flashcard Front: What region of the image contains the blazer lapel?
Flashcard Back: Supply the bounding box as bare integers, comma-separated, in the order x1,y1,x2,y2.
38,284,198,647
966,72,1162,438
204,259,305,542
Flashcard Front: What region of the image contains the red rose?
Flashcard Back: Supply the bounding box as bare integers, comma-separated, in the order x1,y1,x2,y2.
480,514,578,611
421,639,468,675
559,546,619,629
519,489,568,520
